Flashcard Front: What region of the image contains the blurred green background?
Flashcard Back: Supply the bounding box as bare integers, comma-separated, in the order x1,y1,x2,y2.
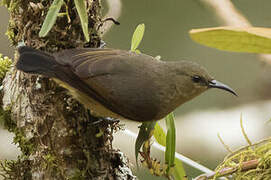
1,0,271,179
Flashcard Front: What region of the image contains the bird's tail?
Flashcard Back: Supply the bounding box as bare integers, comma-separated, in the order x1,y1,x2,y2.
16,46,60,78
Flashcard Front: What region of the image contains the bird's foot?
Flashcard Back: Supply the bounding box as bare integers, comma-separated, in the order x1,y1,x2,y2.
92,117,120,125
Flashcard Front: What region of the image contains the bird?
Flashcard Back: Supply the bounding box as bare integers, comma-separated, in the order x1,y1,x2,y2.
16,46,237,122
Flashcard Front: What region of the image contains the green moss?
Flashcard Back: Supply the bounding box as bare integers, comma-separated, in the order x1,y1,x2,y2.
43,153,63,177
6,0,19,11
0,107,14,131
43,154,57,169
0,54,35,156
69,169,87,180
0,108,34,155
0,106,35,156
0,107,34,178
0,0,11,7
5,27,15,44
0,157,32,179
214,138,271,179
13,129,36,156
67,150,96,179
0,54,12,82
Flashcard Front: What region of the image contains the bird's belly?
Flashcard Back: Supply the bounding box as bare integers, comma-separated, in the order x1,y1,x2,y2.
52,78,125,120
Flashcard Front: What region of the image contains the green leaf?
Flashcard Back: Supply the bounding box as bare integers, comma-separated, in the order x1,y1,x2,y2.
131,23,145,51
39,0,64,37
165,112,176,174
189,26,271,54
1,0,11,8
135,121,156,165
173,159,186,180
154,121,186,179
135,49,141,54
74,0,89,42
153,123,166,146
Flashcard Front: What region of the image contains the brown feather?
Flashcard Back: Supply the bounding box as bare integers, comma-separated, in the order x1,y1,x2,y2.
17,47,221,122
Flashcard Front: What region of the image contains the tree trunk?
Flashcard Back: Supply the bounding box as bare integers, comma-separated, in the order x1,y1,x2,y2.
1,0,135,179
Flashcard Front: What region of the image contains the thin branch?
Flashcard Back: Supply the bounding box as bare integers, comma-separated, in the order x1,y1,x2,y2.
240,114,252,146
100,0,122,36
123,129,214,174
199,0,250,26
194,159,259,180
217,133,233,153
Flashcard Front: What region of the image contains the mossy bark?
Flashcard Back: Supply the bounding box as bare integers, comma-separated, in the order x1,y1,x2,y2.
1,0,135,179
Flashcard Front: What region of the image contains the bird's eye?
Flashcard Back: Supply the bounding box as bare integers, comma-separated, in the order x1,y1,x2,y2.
192,75,202,83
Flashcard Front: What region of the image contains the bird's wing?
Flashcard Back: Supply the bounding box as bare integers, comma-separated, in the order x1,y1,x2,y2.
54,48,139,78
53,48,161,121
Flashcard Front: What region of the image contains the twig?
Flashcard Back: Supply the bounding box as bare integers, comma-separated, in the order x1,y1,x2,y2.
240,114,252,146
123,129,214,174
194,159,259,180
199,0,250,26
217,133,233,153
100,0,122,36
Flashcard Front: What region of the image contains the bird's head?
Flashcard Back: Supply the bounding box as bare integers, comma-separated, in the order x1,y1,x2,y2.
168,61,237,103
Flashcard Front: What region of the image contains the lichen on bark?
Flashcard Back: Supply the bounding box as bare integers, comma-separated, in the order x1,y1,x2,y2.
1,0,135,179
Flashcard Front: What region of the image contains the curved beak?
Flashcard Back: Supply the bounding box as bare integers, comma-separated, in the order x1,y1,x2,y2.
208,80,237,96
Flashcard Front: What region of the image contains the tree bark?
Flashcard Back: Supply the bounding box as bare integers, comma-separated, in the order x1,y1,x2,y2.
1,0,135,179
